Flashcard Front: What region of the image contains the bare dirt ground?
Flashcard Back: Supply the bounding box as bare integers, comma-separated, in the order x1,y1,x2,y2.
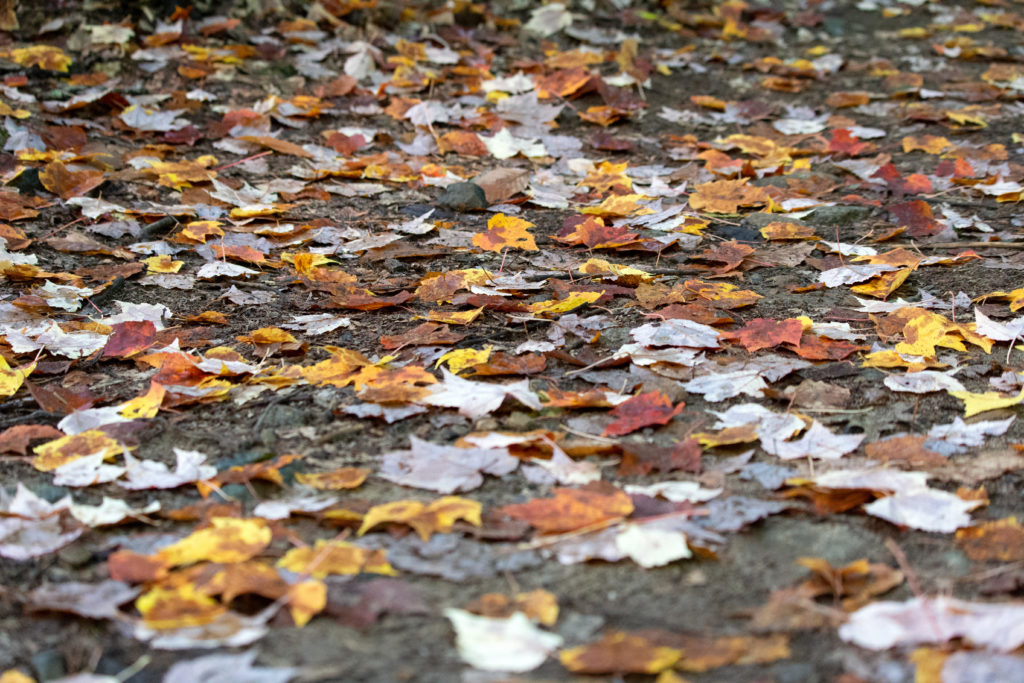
2,0,1024,681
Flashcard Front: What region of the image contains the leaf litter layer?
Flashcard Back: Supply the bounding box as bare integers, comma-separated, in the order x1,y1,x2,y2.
2,0,1024,681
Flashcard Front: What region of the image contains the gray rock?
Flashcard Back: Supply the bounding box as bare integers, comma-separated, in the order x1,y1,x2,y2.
805,204,873,227
437,182,488,211
741,213,806,230
58,544,93,567
597,327,630,349
32,650,66,681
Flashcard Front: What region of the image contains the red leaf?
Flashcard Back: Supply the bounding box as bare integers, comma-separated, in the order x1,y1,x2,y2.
103,320,157,358
722,318,804,352
604,391,686,437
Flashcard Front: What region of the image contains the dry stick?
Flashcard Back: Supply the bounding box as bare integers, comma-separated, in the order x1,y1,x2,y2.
213,150,272,171
38,216,85,241
909,241,1024,249
138,216,178,241
521,266,696,282
885,537,946,643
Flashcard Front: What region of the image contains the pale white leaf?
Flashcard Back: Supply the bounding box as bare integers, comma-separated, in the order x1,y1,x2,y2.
614,525,692,568
840,596,1024,652
444,608,563,672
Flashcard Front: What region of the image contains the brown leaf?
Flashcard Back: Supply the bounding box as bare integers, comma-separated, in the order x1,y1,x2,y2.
0,424,65,455
560,631,681,674
39,161,105,200
956,518,1024,562
473,168,530,203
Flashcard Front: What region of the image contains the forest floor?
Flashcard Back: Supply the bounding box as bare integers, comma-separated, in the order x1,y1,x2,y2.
2,0,1024,681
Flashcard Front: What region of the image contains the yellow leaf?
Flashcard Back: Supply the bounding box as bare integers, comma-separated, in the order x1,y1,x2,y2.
420,307,485,326
294,468,370,490
288,580,327,628
580,193,648,218
579,258,653,285
230,204,292,219
850,267,913,299
117,381,166,419
157,518,272,567
358,500,426,536
237,327,299,345
0,356,33,400
5,45,72,72
0,671,35,683
861,350,943,372
144,255,183,274
894,313,963,357
436,346,492,374
277,540,397,578
949,387,1024,418
425,496,483,534
910,648,948,683
472,214,537,252
527,291,603,317
759,222,818,241
136,584,226,629
358,496,482,540
32,430,121,472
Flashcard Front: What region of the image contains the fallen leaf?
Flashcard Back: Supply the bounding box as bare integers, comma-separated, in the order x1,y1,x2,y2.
445,608,564,673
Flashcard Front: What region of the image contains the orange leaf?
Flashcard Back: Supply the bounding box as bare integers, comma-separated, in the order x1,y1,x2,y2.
501,486,633,534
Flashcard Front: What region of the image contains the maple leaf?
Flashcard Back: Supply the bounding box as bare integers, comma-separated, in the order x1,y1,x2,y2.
472,214,538,252
603,391,686,437
688,178,768,213
722,318,804,352
357,496,482,540
949,387,1024,418
501,486,634,534
39,161,105,200
560,631,681,675
0,356,34,399
294,467,370,490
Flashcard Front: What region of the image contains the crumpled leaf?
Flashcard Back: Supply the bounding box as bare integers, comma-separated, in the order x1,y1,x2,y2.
419,369,542,418
120,448,217,490
445,608,563,672
162,649,296,683
379,436,518,493
559,631,681,675
761,420,864,461
26,580,139,620
603,391,685,437
0,484,84,560
839,596,1024,652
502,486,633,534
357,496,482,541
